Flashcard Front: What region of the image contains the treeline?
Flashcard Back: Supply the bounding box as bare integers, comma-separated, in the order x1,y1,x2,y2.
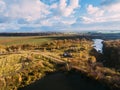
0,32,120,40
0,32,62,36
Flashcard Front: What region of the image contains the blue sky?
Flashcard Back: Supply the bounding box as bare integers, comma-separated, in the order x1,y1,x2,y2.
0,0,120,32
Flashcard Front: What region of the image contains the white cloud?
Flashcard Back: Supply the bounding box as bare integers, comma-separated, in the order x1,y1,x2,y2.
40,19,53,26
50,3,58,9
61,17,76,25
0,0,6,13
87,5,104,17
0,0,119,32
82,17,94,23
84,2,120,24
41,16,76,26
3,0,50,21
0,0,80,26
59,0,80,17
104,3,120,13
0,23,20,30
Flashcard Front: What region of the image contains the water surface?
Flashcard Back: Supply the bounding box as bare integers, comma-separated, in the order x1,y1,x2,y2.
19,71,110,90
93,39,103,53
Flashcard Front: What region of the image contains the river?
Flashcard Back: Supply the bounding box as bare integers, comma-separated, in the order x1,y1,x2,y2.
19,71,110,90
93,39,104,53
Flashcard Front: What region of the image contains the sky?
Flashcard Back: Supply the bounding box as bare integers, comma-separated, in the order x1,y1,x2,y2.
0,0,120,32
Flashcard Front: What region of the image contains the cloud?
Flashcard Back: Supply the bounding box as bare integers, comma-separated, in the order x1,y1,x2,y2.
87,5,104,17
0,0,80,26
0,0,120,32
50,3,58,9
59,0,80,17
0,23,20,31
0,0,6,13
40,19,53,26
3,0,50,21
40,0,80,26
83,1,120,24
0,0,81,32
0,0,52,31
104,3,120,13
72,20,120,31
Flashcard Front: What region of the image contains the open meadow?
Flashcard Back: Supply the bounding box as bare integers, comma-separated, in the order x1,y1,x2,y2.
0,36,54,46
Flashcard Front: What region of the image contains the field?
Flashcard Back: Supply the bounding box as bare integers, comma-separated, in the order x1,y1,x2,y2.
0,35,92,46
0,35,120,90
0,36,54,46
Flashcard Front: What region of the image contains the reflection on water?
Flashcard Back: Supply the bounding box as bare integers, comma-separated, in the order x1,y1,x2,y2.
19,71,110,90
93,39,103,53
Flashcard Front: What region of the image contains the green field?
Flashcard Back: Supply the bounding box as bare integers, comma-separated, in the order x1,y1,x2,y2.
0,36,54,46
0,35,83,46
